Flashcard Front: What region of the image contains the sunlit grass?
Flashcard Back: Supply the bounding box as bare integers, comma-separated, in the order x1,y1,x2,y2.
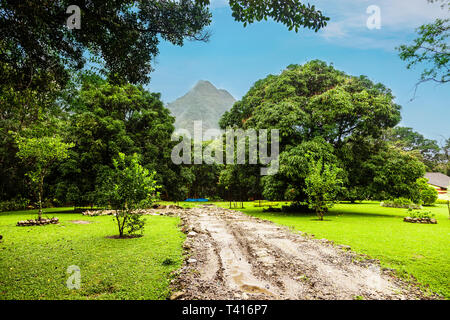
0,207,184,300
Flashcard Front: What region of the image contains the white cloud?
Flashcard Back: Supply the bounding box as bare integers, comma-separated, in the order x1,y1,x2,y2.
315,0,448,49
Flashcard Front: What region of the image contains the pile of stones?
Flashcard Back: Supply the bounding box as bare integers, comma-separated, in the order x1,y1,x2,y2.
82,204,185,217
403,217,437,224
17,217,59,226
82,210,113,216
151,204,183,210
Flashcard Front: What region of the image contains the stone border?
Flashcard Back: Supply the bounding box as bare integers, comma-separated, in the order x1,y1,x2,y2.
17,217,59,226
403,217,437,224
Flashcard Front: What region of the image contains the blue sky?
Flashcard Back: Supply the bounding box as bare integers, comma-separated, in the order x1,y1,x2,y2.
146,0,449,142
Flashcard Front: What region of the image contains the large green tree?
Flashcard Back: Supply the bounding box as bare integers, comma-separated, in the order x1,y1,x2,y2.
384,126,441,171
0,62,70,201
220,60,410,202
56,76,184,206
0,0,328,88
441,138,450,175
1,0,329,204
362,146,426,201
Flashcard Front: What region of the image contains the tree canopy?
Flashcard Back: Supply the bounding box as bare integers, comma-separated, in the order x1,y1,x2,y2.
0,0,328,88
397,1,449,93
55,76,185,206
384,126,442,171
220,60,425,203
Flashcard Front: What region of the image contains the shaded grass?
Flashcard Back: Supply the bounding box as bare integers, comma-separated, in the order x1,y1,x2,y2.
0,207,185,300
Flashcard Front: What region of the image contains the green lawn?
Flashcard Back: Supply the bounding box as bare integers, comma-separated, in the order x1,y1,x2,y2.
0,207,185,300
213,201,449,299
2,202,449,300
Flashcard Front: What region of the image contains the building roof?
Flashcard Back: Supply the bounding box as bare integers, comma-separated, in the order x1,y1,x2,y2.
425,172,450,189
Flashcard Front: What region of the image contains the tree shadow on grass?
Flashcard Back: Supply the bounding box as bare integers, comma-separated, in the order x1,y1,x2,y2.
44,209,78,215
105,234,143,239
0,208,77,216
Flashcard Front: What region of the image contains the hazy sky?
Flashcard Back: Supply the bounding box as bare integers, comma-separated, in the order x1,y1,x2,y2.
147,0,449,141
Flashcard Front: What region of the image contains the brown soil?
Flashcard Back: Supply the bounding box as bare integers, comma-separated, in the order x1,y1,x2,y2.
170,205,433,300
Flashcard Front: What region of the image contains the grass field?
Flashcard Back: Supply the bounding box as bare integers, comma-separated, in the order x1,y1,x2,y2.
1,202,449,299
165,200,449,298
0,208,185,300
211,201,449,299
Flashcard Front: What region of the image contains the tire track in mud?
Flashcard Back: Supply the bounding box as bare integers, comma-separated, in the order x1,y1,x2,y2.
170,205,433,300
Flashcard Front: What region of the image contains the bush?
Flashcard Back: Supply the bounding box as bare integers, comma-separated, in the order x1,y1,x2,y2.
281,202,315,213
416,177,438,206
421,187,438,206
394,197,413,206
254,200,280,207
0,197,30,212
408,210,435,219
208,196,223,202
381,198,422,209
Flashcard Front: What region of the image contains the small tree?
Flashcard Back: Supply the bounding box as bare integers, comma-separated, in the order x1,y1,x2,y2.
16,136,73,220
303,157,344,221
416,177,438,206
97,153,159,238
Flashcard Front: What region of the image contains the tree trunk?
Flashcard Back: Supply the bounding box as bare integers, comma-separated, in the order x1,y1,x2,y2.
447,200,449,219
38,191,42,221
316,210,324,221
38,175,44,221
115,211,124,238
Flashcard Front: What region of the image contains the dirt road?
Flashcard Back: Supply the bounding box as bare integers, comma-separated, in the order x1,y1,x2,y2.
169,205,428,300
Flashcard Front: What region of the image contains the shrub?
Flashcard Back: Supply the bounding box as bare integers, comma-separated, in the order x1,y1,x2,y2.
409,210,435,219
421,187,438,206
281,202,315,213
254,200,280,207
0,197,30,212
381,198,422,209
416,177,438,206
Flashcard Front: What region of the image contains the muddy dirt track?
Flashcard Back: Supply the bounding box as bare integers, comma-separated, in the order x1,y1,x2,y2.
169,205,430,300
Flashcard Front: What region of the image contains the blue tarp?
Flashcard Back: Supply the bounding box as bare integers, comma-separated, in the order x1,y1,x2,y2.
184,198,209,202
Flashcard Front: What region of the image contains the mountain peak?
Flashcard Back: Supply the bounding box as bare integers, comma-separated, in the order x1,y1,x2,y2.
167,81,236,137
192,80,217,92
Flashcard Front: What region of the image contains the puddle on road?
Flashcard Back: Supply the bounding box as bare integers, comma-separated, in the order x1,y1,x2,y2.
228,261,275,297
